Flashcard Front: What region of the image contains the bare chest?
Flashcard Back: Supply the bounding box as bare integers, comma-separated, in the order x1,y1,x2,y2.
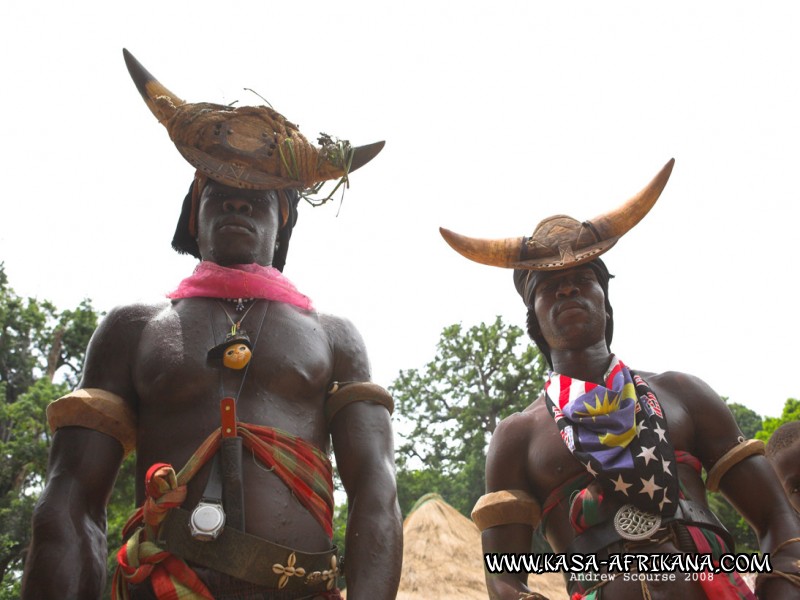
527,384,702,546
131,299,333,448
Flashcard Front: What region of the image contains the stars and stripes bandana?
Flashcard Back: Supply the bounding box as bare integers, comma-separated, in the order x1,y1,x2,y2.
545,356,679,516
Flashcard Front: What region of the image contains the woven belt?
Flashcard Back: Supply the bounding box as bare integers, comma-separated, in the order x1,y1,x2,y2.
566,498,733,556
159,508,339,592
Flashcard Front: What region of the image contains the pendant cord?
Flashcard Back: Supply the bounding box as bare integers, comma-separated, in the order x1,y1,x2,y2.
232,301,270,405
209,299,270,404
208,303,226,402
216,299,257,335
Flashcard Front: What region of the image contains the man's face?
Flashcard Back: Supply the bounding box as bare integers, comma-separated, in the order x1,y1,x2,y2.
772,445,800,513
532,266,608,352
196,181,280,266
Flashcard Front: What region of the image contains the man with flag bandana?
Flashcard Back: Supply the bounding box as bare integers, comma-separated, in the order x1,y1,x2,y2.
440,159,800,599
21,51,401,600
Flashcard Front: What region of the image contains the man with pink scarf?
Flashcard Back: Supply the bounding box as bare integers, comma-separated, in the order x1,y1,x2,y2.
22,51,401,600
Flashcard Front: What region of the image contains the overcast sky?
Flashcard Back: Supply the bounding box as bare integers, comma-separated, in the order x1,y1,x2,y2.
2,1,799,419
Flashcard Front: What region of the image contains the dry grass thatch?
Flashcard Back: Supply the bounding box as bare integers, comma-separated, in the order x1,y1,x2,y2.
395,494,567,600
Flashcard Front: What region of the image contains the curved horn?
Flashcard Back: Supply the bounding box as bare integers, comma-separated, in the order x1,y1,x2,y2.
589,158,675,240
122,48,184,125
349,141,385,173
439,227,523,268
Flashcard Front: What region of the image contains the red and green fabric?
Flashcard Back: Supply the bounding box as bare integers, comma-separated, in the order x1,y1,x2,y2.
112,423,334,600
563,452,756,599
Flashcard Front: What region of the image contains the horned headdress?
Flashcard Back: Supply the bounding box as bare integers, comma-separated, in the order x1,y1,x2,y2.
123,48,384,192
439,159,674,271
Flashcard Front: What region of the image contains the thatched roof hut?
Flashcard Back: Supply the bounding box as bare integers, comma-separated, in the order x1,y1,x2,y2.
395,493,566,600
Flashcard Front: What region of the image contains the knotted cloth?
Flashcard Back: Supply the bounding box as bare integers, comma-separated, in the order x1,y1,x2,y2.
564,452,756,599
112,423,333,599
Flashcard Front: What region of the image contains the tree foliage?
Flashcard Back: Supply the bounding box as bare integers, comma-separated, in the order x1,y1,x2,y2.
391,316,547,516
714,398,800,553
0,264,100,595
725,401,763,440
389,313,796,556
756,398,800,443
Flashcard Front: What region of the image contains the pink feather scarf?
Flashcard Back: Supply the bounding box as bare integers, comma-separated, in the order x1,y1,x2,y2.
167,262,314,311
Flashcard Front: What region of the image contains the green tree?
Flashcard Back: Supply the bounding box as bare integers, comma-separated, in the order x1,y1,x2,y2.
706,492,759,554
704,399,764,554
725,400,763,439
756,398,800,443
0,264,100,596
391,316,546,517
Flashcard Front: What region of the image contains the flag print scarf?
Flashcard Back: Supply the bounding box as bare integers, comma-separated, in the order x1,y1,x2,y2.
545,356,678,516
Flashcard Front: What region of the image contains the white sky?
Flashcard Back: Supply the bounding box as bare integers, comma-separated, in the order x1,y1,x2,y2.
1,1,798,419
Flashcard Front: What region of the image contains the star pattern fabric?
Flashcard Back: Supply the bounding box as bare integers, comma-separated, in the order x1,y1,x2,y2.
545,356,679,516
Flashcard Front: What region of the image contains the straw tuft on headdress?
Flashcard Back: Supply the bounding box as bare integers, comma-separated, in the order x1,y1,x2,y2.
123,48,384,192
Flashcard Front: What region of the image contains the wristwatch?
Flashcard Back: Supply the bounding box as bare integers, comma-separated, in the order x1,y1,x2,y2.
189,454,226,541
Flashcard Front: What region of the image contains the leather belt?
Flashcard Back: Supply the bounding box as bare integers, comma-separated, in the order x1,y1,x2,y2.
160,508,339,592
566,498,733,556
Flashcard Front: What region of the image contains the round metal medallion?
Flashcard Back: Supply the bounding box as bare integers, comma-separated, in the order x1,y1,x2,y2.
613,504,661,540
189,501,226,541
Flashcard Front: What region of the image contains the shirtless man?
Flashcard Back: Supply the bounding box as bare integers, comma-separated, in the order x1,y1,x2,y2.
21,51,401,600
440,160,800,599
767,421,800,513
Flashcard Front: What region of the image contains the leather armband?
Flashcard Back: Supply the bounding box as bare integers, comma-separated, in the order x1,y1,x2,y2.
705,438,765,492
46,388,137,456
325,381,394,425
471,489,542,531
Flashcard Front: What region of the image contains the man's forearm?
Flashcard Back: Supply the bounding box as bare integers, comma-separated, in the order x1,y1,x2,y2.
22,428,122,599
343,485,402,600
22,498,109,599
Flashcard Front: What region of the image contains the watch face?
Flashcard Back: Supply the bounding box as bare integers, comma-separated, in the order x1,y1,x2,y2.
189,502,226,541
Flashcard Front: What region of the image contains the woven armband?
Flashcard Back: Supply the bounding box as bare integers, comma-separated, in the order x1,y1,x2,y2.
47,388,137,457
706,438,765,492
325,381,394,425
471,489,542,531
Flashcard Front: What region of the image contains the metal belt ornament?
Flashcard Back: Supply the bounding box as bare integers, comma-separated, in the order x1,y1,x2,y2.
613,504,662,541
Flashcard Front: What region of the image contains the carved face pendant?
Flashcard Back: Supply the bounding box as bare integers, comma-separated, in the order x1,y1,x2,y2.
223,342,252,369
208,331,252,370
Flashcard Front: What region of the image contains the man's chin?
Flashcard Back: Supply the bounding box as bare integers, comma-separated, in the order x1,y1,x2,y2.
207,252,269,267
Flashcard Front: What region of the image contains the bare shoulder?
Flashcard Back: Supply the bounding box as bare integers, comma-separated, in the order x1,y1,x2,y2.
486,397,545,491
90,299,170,348
317,312,371,382
493,400,541,449
318,312,364,345
79,299,171,398
491,397,549,446
102,299,170,329
641,368,743,466
642,369,726,410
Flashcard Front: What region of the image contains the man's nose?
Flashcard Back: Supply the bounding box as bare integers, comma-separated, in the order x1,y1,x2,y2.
222,198,253,215
555,279,579,298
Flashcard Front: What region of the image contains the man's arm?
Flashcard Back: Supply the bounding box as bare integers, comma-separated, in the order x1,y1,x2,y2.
325,315,402,600
482,412,537,599
21,304,148,599
22,428,124,598
677,373,800,599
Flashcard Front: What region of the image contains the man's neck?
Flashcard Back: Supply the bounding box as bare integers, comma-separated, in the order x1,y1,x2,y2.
550,340,613,385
